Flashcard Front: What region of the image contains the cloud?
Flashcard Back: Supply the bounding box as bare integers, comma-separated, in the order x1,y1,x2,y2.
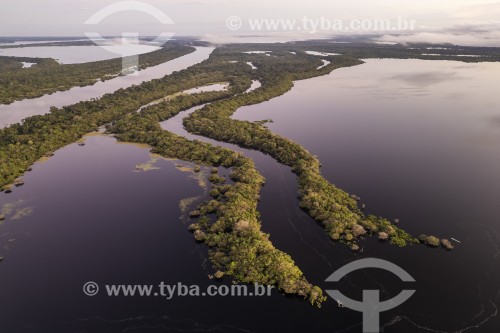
375,2,500,47
453,2,500,20
376,24,500,46
200,32,323,44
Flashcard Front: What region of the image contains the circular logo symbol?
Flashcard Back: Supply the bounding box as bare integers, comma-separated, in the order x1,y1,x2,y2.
83,281,100,296
226,16,243,31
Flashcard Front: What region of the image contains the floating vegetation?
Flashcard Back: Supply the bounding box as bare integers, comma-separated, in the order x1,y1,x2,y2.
1,200,23,217
0,200,33,221
174,164,208,189
175,164,193,173
11,207,33,220
179,196,201,214
134,156,161,172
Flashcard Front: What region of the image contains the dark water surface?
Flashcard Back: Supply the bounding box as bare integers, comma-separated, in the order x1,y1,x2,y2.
1,59,500,332
233,59,500,332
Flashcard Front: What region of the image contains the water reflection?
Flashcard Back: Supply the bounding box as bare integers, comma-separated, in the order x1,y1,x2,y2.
233,58,500,331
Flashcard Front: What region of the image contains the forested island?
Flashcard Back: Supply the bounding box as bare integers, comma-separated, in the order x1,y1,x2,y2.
1,40,498,306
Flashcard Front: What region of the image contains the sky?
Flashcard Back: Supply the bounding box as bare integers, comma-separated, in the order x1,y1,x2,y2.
1,0,500,46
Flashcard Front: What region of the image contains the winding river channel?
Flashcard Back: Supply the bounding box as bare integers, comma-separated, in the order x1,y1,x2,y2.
1,52,500,332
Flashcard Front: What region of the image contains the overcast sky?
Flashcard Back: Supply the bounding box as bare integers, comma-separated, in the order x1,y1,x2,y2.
1,0,500,45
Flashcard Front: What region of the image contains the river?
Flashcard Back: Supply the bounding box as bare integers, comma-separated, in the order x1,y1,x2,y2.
1,58,499,332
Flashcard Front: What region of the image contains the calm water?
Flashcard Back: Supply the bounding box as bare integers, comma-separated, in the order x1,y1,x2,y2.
0,45,160,64
1,59,499,332
233,59,500,332
0,47,214,127
0,135,218,331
